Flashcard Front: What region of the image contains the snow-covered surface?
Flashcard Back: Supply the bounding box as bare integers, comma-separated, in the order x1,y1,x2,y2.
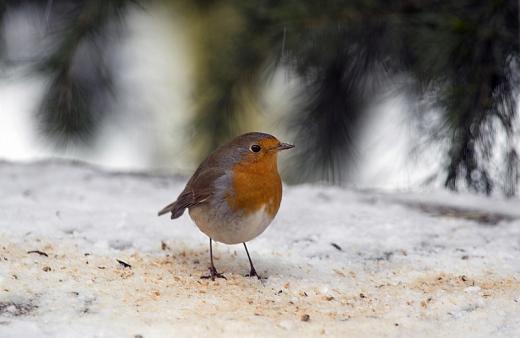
1,160,519,338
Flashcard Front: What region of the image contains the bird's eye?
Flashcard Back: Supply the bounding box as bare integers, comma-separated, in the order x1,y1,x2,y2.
250,144,261,153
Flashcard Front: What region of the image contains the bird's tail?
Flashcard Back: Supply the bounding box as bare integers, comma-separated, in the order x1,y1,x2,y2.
157,201,186,219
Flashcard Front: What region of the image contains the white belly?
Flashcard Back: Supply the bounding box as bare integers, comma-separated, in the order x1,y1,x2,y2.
189,204,273,244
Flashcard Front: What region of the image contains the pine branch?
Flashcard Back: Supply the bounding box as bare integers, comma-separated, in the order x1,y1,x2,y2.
36,0,136,146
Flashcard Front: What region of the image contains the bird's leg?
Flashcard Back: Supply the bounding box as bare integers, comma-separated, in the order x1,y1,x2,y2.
243,243,261,279
201,238,226,281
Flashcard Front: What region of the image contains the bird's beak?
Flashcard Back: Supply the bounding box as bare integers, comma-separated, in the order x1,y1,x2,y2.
277,142,295,151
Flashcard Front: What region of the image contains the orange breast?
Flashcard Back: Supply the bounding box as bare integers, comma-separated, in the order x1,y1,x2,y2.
226,155,282,217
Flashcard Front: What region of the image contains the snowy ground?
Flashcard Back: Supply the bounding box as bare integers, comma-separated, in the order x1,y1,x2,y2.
1,160,519,338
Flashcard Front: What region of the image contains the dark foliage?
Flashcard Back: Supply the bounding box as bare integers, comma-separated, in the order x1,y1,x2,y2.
37,0,136,146
1,0,519,194
409,0,519,194
189,1,273,159
277,2,404,183
1,0,135,146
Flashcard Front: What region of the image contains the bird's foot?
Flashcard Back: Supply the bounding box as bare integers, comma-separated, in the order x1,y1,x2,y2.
245,267,262,280
201,266,226,281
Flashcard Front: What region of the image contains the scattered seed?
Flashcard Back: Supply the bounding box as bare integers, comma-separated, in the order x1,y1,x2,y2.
42,266,51,272
333,269,346,277
160,241,170,251
27,250,48,257
330,243,343,251
117,259,132,269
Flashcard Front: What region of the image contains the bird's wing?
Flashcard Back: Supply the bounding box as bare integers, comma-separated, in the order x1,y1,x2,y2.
158,167,225,219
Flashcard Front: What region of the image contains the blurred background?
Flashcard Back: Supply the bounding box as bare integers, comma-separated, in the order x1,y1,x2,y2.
0,0,518,195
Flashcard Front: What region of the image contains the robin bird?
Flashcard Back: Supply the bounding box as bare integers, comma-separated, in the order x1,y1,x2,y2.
158,132,294,280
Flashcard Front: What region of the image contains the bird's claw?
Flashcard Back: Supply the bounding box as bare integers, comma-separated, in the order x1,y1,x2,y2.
245,267,261,280
201,266,226,281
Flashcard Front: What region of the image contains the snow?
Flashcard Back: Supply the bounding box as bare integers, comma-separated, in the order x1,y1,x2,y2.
1,159,519,338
